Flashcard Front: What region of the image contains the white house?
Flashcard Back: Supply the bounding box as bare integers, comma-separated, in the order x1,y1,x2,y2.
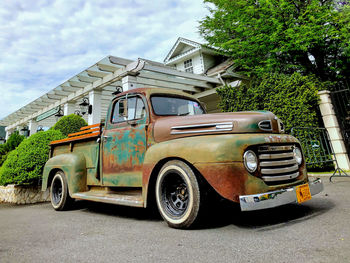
164,37,247,112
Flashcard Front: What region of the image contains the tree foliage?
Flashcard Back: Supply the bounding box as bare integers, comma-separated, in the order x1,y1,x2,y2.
217,72,324,132
200,0,350,88
51,114,88,137
0,130,64,186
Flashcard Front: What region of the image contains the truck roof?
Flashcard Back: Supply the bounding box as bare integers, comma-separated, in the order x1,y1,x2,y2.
115,87,197,100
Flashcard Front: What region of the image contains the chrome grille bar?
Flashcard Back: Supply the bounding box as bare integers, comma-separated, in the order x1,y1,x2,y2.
261,164,299,175
259,152,294,160
262,172,299,182
258,145,294,152
260,159,297,167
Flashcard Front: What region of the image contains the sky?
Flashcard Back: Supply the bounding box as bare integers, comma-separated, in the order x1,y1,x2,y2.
0,0,211,121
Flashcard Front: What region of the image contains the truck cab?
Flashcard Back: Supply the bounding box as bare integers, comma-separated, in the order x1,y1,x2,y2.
42,87,323,229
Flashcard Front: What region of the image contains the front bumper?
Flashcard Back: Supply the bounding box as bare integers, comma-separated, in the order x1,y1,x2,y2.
239,178,324,211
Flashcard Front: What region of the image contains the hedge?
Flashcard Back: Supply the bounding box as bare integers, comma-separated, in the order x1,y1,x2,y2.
51,114,88,137
217,72,325,132
0,129,64,186
217,72,333,170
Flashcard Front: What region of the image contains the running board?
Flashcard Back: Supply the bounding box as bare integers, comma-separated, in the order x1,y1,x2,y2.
72,191,144,208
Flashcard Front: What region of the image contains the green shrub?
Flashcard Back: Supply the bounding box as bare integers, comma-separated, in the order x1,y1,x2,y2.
0,131,25,167
0,152,9,167
3,131,25,152
0,129,64,186
51,114,88,137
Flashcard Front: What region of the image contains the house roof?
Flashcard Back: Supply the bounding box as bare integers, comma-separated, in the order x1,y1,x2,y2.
206,59,235,77
164,37,219,65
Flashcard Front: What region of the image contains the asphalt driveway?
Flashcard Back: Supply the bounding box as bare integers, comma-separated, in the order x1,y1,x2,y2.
0,176,349,263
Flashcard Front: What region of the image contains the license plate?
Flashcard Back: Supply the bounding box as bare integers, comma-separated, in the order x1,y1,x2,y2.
296,183,312,203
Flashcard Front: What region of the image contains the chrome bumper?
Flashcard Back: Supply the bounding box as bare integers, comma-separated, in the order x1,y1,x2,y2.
239,178,324,211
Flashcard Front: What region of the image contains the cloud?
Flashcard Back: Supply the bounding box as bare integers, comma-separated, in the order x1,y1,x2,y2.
0,0,210,121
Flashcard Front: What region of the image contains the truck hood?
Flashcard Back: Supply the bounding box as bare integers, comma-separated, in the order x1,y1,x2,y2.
153,111,283,142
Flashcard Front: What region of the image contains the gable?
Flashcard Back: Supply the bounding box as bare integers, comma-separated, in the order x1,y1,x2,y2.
164,37,201,64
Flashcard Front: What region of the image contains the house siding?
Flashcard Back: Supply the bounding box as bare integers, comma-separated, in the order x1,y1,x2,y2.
202,54,217,73
175,53,204,74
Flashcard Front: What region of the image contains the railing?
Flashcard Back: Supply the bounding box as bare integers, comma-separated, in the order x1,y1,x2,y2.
291,127,349,181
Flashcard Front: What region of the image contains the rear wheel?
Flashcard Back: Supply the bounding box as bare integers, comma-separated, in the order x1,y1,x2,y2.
155,160,202,229
50,171,73,211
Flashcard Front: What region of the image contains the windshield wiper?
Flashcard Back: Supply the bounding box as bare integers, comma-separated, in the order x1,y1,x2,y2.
178,112,190,116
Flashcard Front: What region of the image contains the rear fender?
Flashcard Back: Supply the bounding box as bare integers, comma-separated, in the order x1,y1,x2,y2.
42,153,87,196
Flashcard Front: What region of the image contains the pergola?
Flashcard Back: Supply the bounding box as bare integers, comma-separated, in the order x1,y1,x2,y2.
1,56,223,139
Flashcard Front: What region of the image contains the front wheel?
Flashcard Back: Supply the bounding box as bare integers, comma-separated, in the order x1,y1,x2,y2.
50,171,73,211
155,160,203,229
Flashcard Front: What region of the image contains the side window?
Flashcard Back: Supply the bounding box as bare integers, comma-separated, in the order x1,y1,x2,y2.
112,98,127,123
127,97,137,120
135,98,146,119
111,96,146,123
128,97,146,121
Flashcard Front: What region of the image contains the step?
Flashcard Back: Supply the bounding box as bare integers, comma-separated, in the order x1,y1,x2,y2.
72,190,144,207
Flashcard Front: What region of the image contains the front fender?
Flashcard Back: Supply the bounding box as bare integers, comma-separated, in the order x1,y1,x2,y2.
42,153,87,195
142,133,306,203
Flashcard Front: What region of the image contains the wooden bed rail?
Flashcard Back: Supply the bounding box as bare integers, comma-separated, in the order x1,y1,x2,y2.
50,123,103,145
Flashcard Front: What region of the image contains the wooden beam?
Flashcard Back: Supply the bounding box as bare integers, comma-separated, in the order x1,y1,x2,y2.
77,71,101,83
143,63,221,84
138,71,214,89
86,65,109,78
109,56,133,66
136,76,201,93
68,76,89,88
194,88,219,99
53,90,72,96
60,83,81,92
97,57,120,72
47,93,65,100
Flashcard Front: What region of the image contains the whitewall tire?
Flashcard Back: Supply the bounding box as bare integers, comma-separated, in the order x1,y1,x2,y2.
155,160,202,229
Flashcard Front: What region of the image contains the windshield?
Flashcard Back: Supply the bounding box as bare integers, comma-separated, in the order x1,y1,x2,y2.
151,96,205,116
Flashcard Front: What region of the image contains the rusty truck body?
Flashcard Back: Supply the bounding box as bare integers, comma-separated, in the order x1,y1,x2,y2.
42,87,323,228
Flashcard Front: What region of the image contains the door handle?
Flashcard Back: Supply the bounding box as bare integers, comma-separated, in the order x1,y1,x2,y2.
128,120,137,127
103,135,111,142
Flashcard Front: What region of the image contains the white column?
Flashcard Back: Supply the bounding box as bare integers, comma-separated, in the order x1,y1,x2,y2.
64,102,75,116
16,126,23,135
122,75,138,91
88,90,102,125
5,127,10,141
28,119,38,136
319,90,350,170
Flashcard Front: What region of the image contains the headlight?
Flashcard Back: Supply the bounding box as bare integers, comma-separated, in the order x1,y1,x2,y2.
243,150,258,173
293,147,303,165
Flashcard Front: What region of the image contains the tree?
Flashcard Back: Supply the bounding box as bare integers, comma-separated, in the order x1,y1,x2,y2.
199,0,350,88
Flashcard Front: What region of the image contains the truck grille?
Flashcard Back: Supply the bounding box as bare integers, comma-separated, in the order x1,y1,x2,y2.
258,145,299,185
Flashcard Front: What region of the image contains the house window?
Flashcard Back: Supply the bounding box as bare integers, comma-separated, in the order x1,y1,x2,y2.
184,59,193,73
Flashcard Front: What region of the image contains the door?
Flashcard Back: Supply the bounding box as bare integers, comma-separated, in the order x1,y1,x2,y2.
101,95,148,187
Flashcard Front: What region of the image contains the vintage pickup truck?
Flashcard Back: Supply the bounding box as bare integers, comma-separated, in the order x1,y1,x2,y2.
42,87,323,228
